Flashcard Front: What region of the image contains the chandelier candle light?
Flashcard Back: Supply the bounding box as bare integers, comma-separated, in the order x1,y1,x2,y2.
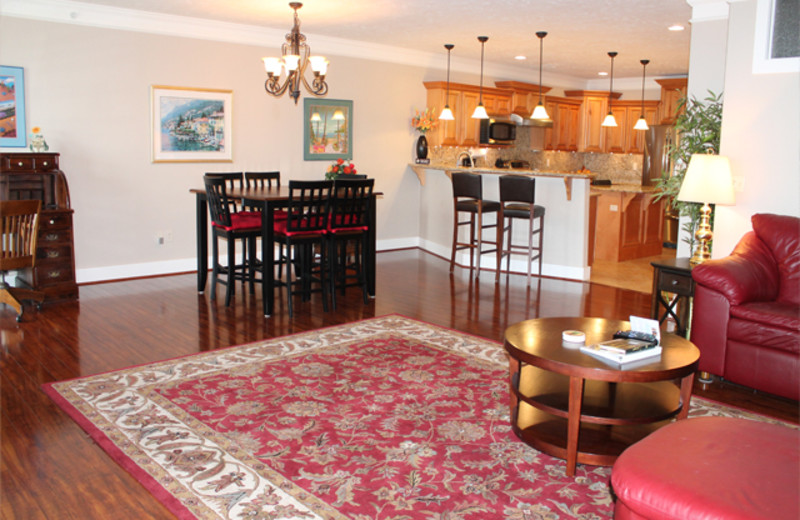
601,51,618,127
262,2,328,104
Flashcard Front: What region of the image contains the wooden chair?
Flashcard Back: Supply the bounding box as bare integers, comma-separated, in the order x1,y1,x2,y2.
244,171,280,189
449,172,501,279
204,175,262,306
328,178,374,309
205,172,244,212
0,200,45,321
497,175,545,284
274,180,332,317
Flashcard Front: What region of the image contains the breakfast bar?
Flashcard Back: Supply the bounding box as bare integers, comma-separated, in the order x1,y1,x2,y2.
411,164,594,281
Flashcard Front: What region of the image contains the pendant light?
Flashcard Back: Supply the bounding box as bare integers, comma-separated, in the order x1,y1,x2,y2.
601,51,618,127
471,36,489,119
530,31,550,120
440,44,455,121
633,59,650,131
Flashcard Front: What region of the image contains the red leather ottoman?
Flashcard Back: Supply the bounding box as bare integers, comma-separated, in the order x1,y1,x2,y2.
611,417,799,520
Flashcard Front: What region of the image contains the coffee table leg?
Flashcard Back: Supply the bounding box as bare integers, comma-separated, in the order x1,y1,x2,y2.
507,357,521,425
677,372,694,420
566,375,584,477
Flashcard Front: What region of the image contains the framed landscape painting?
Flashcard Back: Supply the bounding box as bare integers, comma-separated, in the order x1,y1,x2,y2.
151,85,232,163
0,66,27,148
303,98,353,161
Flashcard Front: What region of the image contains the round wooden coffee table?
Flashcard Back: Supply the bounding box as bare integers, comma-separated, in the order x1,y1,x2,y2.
504,317,699,476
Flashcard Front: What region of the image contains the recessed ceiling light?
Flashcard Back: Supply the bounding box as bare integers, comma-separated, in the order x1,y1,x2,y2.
668,24,685,31
598,71,608,76
515,55,527,60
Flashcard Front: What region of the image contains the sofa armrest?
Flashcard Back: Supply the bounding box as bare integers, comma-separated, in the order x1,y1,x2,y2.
692,231,780,305
690,284,730,375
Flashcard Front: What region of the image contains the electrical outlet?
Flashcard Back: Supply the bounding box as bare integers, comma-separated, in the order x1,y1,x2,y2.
156,233,165,245
609,204,619,212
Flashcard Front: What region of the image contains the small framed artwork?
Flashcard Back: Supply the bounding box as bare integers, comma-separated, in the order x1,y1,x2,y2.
151,85,232,163
303,98,353,161
0,66,27,148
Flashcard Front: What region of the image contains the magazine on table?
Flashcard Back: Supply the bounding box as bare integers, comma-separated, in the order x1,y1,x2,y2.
580,343,663,364
580,315,662,364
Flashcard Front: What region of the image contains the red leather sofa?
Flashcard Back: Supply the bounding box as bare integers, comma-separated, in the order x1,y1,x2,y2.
690,213,800,400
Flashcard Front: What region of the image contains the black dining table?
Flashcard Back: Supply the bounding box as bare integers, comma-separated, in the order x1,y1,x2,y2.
190,185,380,317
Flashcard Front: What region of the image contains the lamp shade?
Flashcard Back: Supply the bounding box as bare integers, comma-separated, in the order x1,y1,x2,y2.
439,106,455,120
531,103,549,120
677,154,735,205
472,103,489,119
601,112,617,127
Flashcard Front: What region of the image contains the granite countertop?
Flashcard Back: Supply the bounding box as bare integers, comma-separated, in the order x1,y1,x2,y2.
410,163,595,179
590,183,660,194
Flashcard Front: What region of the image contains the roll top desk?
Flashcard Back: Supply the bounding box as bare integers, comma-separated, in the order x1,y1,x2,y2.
1,152,78,302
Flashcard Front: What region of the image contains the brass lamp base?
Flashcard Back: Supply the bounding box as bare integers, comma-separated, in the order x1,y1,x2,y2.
690,202,714,266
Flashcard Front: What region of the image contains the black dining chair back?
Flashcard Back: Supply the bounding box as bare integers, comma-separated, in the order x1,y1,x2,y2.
245,171,281,189
206,172,244,212
285,180,331,234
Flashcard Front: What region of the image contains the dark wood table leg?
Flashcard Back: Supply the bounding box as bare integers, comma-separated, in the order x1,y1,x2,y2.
260,199,275,317
566,375,585,477
195,192,208,293
367,194,377,297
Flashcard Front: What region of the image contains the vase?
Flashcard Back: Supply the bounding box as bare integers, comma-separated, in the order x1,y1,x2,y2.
415,134,428,160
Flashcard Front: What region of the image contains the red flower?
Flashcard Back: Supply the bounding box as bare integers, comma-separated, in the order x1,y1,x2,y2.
337,158,344,165
343,166,352,174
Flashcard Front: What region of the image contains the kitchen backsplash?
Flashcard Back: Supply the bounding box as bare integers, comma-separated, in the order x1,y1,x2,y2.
427,127,646,185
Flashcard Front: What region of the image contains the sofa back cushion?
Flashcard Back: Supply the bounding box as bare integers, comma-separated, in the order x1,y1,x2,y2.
752,213,800,305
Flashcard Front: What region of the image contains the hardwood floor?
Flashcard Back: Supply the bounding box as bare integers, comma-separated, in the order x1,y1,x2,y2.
1,249,797,519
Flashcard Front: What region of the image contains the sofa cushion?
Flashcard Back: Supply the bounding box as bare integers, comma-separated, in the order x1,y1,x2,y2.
752,213,800,305
728,303,800,354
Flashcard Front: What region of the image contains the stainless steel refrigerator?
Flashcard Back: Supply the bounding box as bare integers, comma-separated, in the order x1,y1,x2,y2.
643,124,679,247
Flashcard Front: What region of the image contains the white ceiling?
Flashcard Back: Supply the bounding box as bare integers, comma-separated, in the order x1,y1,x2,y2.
15,0,695,82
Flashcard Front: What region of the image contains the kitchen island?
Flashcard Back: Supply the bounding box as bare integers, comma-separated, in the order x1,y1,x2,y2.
409,164,594,281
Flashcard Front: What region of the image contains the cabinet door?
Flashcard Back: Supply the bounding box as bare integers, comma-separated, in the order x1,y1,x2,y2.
543,98,560,150
604,105,629,154
659,87,684,124
563,103,581,151
459,90,481,147
629,104,659,153
581,96,607,153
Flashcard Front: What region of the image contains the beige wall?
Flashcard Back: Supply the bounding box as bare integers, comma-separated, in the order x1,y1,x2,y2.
0,17,430,281
715,0,800,256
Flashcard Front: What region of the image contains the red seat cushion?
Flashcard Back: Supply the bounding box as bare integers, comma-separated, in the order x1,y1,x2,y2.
612,417,800,520
213,211,262,231
273,219,327,237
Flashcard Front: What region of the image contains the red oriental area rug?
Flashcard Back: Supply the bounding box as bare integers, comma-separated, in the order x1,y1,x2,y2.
43,315,786,520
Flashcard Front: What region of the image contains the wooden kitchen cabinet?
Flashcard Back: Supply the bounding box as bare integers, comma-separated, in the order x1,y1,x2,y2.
565,90,621,153
592,190,665,262
494,80,551,118
424,81,512,147
656,78,687,125
0,152,78,302
543,96,581,151
604,101,660,154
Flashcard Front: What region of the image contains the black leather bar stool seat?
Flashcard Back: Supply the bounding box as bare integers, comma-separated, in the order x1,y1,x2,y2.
449,172,502,279
497,174,545,284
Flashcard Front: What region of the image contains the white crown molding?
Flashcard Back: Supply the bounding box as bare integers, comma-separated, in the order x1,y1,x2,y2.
2,0,598,87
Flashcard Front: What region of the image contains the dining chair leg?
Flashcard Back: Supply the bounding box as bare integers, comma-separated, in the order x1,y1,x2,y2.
210,235,219,301
538,214,545,278
225,237,236,307
527,216,534,284
450,205,459,273
495,213,503,284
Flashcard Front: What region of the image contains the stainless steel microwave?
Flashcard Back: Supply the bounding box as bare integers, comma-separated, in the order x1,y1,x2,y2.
479,119,517,144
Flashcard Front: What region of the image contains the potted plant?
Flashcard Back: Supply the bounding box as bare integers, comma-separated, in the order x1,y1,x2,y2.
654,90,723,253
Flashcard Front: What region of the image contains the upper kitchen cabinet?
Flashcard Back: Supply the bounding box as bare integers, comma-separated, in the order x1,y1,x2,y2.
424,81,512,147
494,81,552,118
565,90,621,153
604,101,660,154
655,78,688,125
543,96,581,152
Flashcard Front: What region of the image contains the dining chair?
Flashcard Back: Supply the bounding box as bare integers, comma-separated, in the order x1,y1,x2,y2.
497,175,545,284
243,171,287,220
206,172,244,212
449,172,501,279
273,180,332,317
0,199,45,321
327,178,374,309
204,175,262,306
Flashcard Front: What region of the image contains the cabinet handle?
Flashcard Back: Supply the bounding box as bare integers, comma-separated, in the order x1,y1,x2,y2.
671,279,678,285
44,233,59,241
48,270,62,279
43,161,48,166
46,250,61,258
18,162,23,166
49,219,56,225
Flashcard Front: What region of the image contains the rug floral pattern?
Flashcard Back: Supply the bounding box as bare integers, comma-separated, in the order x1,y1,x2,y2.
44,316,789,520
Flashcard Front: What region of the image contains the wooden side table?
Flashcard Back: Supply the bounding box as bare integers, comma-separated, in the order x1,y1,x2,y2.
651,258,694,337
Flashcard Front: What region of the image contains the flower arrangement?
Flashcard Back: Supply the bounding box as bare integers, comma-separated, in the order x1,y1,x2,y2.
29,126,48,152
411,108,437,134
325,158,358,180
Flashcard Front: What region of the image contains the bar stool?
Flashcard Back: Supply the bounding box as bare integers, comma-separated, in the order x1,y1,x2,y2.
497,174,545,284
449,172,501,279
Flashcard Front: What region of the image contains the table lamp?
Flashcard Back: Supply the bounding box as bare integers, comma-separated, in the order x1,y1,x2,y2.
676,153,735,265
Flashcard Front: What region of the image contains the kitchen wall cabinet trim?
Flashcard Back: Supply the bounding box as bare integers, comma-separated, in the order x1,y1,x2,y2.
655,77,688,125
494,80,553,117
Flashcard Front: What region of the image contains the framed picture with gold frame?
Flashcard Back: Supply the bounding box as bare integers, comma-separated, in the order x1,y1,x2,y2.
303,98,353,161
151,85,232,163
